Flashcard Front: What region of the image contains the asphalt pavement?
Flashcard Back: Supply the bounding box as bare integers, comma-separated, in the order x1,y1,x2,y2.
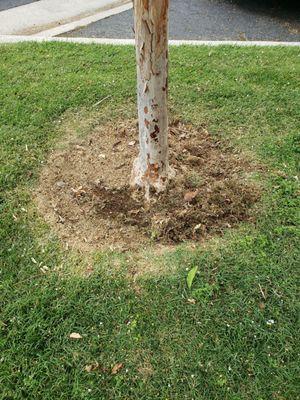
0,0,39,12
64,0,300,42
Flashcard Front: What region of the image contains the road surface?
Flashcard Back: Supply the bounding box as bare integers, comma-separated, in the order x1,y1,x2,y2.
64,0,300,42
0,0,39,12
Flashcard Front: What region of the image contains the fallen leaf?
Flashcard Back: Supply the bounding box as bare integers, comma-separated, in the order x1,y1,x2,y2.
85,362,99,373
111,362,123,375
187,266,198,289
184,190,199,203
186,155,201,164
193,223,202,232
69,332,82,339
187,298,196,304
71,186,86,196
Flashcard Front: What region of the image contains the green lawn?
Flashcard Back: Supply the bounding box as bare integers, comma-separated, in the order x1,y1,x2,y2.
0,43,299,400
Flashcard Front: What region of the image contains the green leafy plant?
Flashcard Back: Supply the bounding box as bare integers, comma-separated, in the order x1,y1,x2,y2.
187,266,198,289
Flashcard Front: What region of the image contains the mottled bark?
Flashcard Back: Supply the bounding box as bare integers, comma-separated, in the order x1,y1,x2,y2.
131,0,173,193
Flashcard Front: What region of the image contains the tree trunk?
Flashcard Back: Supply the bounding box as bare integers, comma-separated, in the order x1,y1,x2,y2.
131,0,172,194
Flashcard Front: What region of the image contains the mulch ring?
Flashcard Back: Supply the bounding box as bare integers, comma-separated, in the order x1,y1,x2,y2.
34,119,261,251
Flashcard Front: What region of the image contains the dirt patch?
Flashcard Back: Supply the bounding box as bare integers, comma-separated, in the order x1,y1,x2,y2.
34,119,260,252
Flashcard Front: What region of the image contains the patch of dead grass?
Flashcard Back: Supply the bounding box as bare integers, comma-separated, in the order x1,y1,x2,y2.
34,118,261,254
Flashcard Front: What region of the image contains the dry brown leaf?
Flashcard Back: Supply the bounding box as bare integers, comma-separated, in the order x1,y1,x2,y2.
111,362,123,375
184,190,199,203
85,362,99,372
69,332,82,339
186,155,201,164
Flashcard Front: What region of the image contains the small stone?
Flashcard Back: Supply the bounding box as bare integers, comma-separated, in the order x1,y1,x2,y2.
56,181,66,188
69,332,82,339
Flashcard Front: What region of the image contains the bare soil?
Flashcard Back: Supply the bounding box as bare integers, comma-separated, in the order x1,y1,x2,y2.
34,119,260,251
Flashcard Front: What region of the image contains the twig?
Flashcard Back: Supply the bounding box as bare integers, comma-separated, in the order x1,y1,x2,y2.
93,95,111,107
258,283,266,300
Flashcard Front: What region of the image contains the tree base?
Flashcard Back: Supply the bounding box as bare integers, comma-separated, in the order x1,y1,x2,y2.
130,156,176,196
34,118,260,253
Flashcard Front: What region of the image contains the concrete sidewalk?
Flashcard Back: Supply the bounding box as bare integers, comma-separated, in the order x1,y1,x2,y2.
0,0,130,35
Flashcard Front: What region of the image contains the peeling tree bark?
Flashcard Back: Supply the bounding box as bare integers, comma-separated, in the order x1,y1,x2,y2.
131,0,173,194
